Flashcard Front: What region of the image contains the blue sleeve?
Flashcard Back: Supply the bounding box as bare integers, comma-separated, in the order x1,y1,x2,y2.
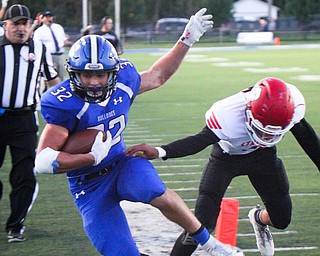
117,58,141,100
40,80,83,132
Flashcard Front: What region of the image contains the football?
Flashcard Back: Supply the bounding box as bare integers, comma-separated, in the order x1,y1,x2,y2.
62,129,106,154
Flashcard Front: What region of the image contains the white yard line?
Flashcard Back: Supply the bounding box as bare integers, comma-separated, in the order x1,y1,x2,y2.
182,191,320,203
243,247,318,253
237,230,298,237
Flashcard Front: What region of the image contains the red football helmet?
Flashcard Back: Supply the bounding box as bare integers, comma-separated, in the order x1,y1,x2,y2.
245,77,295,147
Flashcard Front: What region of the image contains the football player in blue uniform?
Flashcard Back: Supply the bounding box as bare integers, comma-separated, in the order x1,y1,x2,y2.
35,9,244,256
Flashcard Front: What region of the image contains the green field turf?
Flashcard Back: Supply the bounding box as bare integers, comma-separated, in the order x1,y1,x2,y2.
0,45,319,255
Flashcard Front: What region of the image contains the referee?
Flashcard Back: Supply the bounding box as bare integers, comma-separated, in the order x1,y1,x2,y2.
0,4,60,242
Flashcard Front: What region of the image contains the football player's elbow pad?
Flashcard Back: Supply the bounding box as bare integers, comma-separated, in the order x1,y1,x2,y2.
35,147,60,174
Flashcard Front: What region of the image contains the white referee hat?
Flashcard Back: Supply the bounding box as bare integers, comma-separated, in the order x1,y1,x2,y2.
4,4,30,22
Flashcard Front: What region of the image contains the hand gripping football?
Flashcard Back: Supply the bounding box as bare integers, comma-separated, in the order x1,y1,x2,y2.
62,129,106,154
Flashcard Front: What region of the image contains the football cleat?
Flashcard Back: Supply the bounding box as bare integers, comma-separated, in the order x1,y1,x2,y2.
248,205,274,256
201,236,244,256
7,230,26,243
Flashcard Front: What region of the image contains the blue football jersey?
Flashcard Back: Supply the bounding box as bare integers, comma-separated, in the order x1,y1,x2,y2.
40,58,141,177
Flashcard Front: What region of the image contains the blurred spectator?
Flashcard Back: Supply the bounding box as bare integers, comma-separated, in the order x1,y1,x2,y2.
81,25,93,36
98,16,123,55
27,12,43,38
0,0,8,18
259,18,268,32
0,0,8,36
268,18,276,32
33,10,66,80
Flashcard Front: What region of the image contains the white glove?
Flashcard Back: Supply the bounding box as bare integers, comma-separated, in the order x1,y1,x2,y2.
89,131,112,166
2,0,8,8
180,8,213,46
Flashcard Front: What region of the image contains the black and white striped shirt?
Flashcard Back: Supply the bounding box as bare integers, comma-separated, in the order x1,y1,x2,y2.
0,36,58,109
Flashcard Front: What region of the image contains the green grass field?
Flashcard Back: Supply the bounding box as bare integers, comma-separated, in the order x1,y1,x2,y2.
0,44,319,255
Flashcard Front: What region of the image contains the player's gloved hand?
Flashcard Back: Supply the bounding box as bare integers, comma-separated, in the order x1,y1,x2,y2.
2,0,8,8
180,8,213,46
89,131,112,166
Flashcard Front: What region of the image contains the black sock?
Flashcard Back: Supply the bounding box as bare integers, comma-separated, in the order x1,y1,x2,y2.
255,209,265,226
190,225,204,237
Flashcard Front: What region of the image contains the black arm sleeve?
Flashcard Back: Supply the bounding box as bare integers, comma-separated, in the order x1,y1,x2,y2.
161,126,220,159
290,118,320,171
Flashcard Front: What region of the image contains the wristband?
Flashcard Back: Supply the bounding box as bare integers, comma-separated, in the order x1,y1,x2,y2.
52,160,60,174
155,147,166,158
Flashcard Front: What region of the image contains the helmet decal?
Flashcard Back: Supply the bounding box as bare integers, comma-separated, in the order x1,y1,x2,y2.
250,86,262,101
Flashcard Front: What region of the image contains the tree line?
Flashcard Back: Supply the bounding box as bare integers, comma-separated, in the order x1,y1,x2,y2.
8,0,320,29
